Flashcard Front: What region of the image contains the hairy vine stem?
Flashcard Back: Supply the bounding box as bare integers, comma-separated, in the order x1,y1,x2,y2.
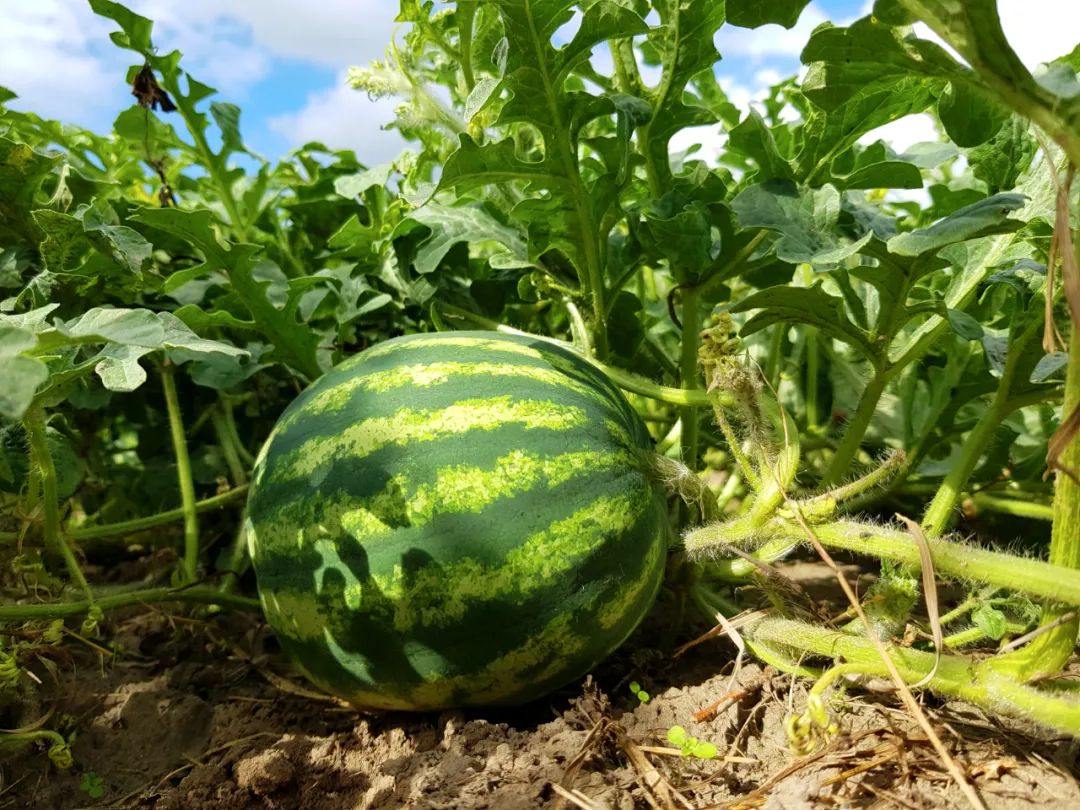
686,517,1080,607
988,326,1080,680
746,615,1080,736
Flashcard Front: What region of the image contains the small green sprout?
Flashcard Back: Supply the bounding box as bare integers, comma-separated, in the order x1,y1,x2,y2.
629,681,650,704
80,771,105,799
666,725,718,760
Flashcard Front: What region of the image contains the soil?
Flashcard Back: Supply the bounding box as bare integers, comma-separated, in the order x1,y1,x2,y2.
3,562,1079,810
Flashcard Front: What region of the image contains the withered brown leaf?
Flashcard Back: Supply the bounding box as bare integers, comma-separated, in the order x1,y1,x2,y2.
131,63,176,112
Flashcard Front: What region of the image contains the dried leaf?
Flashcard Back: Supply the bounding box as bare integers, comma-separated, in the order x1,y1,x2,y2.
896,515,942,688
131,63,176,112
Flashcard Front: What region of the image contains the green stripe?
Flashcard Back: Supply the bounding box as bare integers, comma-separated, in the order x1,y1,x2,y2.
257,479,649,633
248,419,635,562
341,448,634,541
359,334,549,363
260,589,327,644
596,504,667,631
260,491,669,710
290,514,667,710
249,446,635,558
371,485,646,631
277,360,613,433
300,607,589,710
269,396,588,481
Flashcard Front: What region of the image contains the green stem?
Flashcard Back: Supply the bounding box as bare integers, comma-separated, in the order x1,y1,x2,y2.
944,621,1029,649
221,398,255,466
714,408,762,491
161,363,200,583
689,583,741,621
969,492,1053,521
806,328,820,430
679,287,702,470
746,615,1080,735
458,3,476,90
271,213,308,279
515,8,608,357
219,521,250,594
0,586,261,622
922,314,1038,536
764,324,784,392
23,407,92,600
921,398,1008,536
988,326,1080,680
694,536,801,581
211,408,249,486
696,231,769,301
745,399,801,528
609,38,645,98
0,729,70,766
806,449,905,511
18,487,247,545
809,661,881,696
563,296,593,357
165,78,250,241
588,267,609,360
822,365,888,485
823,231,1017,488
938,592,986,626
685,518,1080,606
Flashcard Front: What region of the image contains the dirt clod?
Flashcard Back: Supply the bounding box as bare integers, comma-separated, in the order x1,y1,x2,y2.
234,747,295,795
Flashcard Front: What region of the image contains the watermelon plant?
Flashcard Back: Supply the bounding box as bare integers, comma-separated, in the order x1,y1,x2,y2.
1,0,1080,782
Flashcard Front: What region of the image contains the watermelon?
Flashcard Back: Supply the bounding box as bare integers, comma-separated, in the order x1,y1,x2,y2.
245,331,671,711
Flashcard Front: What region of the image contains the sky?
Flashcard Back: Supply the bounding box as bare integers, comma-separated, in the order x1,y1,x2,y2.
1,1,1079,169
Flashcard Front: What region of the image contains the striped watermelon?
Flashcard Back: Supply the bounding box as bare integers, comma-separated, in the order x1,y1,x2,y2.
245,331,671,711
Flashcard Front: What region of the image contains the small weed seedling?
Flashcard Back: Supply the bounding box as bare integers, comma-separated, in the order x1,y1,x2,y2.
666,725,717,760
629,681,651,704
80,772,105,800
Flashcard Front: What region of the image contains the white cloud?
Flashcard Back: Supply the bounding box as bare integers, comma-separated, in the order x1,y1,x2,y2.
0,0,124,125
714,3,829,58
137,3,272,95
754,68,784,87
998,1,1080,67
858,113,940,152
911,22,966,66
670,125,728,164
206,1,395,68
894,1,1078,71
0,0,394,131
268,73,405,166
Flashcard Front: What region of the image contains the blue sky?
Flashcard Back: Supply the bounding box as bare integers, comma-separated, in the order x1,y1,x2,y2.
1,1,1076,168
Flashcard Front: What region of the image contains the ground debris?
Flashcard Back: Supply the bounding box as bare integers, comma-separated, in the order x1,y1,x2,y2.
2,595,1078,809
